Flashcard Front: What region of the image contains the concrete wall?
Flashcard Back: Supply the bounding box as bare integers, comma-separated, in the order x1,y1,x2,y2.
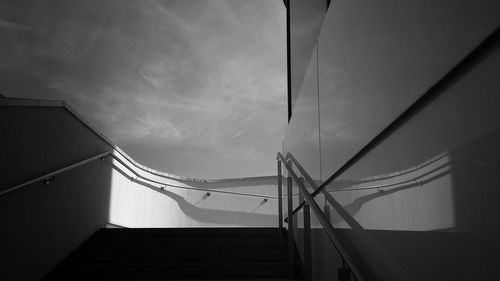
0,161,112,280
0,104,111,190
0,103,113,280
107,166,280,228
0,101,284,280
106,151,281,228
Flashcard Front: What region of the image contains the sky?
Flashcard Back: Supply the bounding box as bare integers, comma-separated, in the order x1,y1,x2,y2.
0,0,287,179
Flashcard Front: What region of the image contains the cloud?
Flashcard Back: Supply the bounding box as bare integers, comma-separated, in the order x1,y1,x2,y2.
0,0,286,178
0,19,31,31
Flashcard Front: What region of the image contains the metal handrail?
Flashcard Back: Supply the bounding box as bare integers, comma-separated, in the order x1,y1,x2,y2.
108,153,279,199
286,129,496,215
327,161,451,193
277,152,366,281
286,151,452,218
324,150,450,185
1,97,282,199
284,153,364,230
0,151,112,197
278,152,411,281
0,149,280,200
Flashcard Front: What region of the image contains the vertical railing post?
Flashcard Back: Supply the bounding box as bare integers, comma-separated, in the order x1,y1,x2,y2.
287,163,294,278
304,201,312,281
278,160,283,234
298,177,305,204
297,176,304,255
324,204,331,222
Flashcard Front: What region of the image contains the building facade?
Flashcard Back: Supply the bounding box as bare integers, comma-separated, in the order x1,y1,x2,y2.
283,0,500,280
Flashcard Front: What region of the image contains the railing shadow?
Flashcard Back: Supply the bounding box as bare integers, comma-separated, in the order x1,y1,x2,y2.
110,162,277,226
325,168,451,225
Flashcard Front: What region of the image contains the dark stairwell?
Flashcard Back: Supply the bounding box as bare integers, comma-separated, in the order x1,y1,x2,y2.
44,227,300,280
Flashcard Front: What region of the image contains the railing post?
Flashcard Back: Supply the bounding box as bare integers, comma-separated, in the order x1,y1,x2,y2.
278,160,283,234
298,176,305,204
296,176,304,249
324,203,331,222
304,201,312,281
287,171,294,278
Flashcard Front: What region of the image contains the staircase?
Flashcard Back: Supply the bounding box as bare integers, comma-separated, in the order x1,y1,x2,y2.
44,227,299,280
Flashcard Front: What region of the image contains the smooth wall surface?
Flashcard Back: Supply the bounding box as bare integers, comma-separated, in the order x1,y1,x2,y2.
0,106,111,190
0,105,286,280
0,105,113,280
0,162,112,280
285,0,500,183
107,154,281,228
284,0,500,280
289,0,328,108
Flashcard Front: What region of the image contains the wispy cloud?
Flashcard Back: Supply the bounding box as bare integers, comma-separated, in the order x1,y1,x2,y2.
0,19,31,31
0,0,286,178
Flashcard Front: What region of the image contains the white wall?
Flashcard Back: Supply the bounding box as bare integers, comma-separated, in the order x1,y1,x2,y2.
106,151,281,228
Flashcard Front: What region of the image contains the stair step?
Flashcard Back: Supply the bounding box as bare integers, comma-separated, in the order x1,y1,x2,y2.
95,228,284,238
47,262,290,280
81,240,287,252
44,228,296,281
47,279,299,281
80,236,287,251
154,278,302,281
66,248,288,263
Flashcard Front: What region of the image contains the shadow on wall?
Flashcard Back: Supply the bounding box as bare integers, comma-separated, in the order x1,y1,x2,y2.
328,129,500,234
110,162,277,226
0,160,113,281
176,176,277,190
317,130,500,281
327,168,451,225
0,104,116,280
450,128,500,247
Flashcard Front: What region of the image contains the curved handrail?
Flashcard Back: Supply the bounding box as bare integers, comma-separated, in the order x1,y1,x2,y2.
0,151,112,197
278,152,410,281
277,152,366,281
0,149,279,199
327,161,450,193
0,95,280,199
286,151,453,216
1,97,282,185
287,125,500,196
325,151,449,185
286,126,500,214
108,153,279,199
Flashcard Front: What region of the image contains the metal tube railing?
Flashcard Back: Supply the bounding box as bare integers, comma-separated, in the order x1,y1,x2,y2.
285,153,365,231
1,150,281,200
278,153,365,281
0,151,112,197
109,153,278,199
279,152,411,281
286,151,453,219
303,201,312,281
278,160,284,232
286,173,294,277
